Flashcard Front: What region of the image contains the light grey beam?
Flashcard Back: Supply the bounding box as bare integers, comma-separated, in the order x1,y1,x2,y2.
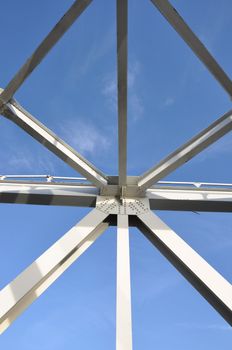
116,215,133,350
2,100,108,188
117,0,128,186
147,186,232,212
0,181,98,207
0,0,92,107
2,180,232,212
150,0,232,97
0,208,109,334
137,211,232,326
138,109,232,191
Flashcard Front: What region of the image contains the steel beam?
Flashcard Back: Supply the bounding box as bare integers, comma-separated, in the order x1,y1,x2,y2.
137,211,232,325
116,215,133,350
2,180,232,212
147,186,232,212
150,0,232,97
0,181,98,207
2,100,108,188
138,109,232,190
0,209,109,334
0,0,92,107
117,0,128,186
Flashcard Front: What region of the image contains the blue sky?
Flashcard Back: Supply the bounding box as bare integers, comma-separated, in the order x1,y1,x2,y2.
0,0,232,348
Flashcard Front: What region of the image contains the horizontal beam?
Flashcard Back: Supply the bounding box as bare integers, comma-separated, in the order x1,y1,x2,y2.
150,0,232,97
2,100,108,187
137,211,232,325
0,0,92,107
138,109,232,190
0,208,109,334
2,180,232,212
0,181,98,207
147,186,232,212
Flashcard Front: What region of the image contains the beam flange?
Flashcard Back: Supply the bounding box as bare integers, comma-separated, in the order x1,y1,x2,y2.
150,0,232,97
0,0,92,107
116,215,133,350
2,100,108,188
0,181,98,206
0,208,109,334
137,210,232,325
138,110,232,191
147,186,232,212
117,0,128,186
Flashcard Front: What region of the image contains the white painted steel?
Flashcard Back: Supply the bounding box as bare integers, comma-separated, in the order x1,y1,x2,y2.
2,180,232,212
0,0,231,340
117,0,128,186
0,209,108,334
3,101,107,187
150,0,232,97
147,186,232,211
147,186,232,202
116,215,133,350
0,181,98,206
138,210,232,324
0,0,92,107
138,110,232,190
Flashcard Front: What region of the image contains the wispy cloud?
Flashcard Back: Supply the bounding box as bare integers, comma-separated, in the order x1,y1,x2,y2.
65,26,115,86
102,59,144,121
58,118,111,156
164,96,175,107
102,73,117,111
192,133,232,163
0,149,55,174
176,322,232,332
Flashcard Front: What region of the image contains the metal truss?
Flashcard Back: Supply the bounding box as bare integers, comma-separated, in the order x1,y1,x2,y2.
0,0,232,347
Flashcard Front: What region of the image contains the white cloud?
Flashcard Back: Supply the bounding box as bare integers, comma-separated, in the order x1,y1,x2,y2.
59,119,110,156
164,97,175,107
192,133,232,163
0,149,55,174
176,322,232,331
102,59,144,121
102,74,117,111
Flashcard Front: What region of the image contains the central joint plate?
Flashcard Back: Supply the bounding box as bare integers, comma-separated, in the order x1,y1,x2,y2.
96,196,150,215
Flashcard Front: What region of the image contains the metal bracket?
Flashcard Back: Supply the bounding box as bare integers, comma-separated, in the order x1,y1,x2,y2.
96,196,150,215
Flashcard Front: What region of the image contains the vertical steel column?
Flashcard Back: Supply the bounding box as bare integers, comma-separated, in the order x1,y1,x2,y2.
117,0,128,187
116,215,133,350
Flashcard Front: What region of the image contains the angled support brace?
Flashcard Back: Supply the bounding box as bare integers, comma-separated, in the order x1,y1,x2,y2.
116,215,133,350
117,0,128,186
1,100,108,188
0,0,93,107
137,211,232,326
138,109,232,191
150,0,232,97
0,209,109,334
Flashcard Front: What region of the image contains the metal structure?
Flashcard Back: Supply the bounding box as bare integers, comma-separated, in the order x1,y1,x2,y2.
0,0,232,347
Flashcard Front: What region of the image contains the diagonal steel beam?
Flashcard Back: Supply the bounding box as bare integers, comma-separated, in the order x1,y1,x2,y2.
0,0,93,107
150,0,232,97
117,0,128,186
137,210,232,326
116,215,133,350
138,109,232,191
0,208,109,334
2,100,108,188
